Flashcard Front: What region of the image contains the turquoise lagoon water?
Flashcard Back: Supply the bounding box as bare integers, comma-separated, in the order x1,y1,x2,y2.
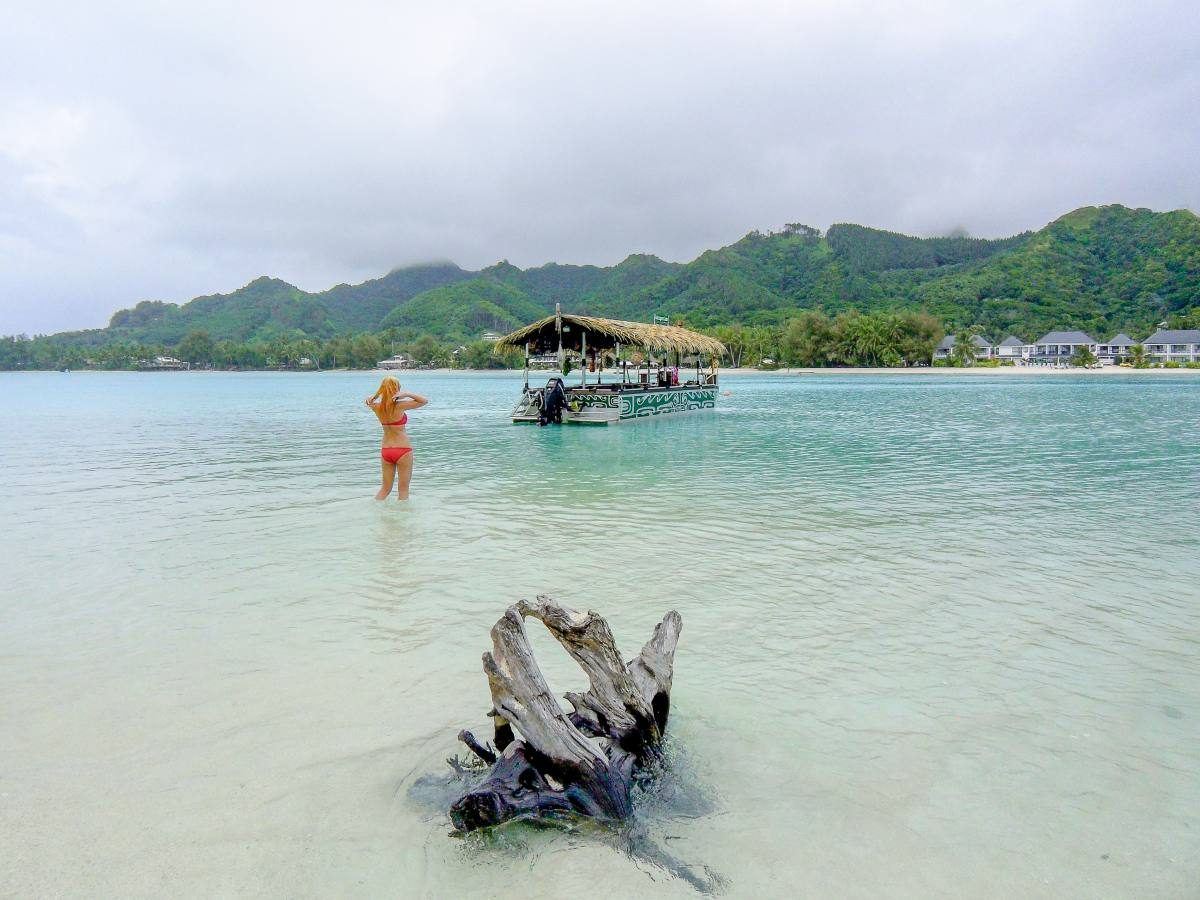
1,371,1198,897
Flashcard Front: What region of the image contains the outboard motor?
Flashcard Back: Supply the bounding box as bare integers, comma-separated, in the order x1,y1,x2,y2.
538,377,567,426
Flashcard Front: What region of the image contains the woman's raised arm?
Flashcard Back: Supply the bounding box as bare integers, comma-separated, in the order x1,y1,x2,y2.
396,391,429,410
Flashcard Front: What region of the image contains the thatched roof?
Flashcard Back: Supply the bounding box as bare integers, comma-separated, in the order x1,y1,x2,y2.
496,314,726,356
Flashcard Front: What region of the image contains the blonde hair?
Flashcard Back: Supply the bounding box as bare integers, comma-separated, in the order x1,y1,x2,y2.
369,376,402,423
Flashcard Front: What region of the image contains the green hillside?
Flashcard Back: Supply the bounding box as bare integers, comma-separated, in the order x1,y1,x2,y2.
321,262,471,332
39,253,682,350
8,204,1200,370
825,224,1031,272
603,206,1200,337
477,253,683,319
587,222,1030,327
100,277,328,345
902,206,1200,337
371,254,683,341
378,278,549,339
603,226,835,325
482,260,609,308
45,262,478,350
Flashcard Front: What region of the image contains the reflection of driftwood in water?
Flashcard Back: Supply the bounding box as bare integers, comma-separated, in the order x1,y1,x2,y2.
411,740,725,894
448,595,682,833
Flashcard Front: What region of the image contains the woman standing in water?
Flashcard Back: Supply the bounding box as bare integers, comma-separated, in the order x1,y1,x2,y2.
365,376,428,501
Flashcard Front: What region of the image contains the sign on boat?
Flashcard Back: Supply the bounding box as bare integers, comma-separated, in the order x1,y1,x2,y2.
496,305,727,425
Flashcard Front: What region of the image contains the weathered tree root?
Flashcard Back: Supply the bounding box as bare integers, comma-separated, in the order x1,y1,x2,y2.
449,595,682,832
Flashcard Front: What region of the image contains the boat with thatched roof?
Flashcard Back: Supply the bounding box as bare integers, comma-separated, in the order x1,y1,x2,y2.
495,305,726,425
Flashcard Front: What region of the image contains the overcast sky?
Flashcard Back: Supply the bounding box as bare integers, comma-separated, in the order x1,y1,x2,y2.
2,0,1198,334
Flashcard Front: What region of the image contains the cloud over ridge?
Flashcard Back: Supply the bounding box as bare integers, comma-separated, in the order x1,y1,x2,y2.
2,0,1198,333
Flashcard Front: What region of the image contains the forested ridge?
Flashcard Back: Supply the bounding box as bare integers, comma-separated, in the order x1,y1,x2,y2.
4,204,1198,370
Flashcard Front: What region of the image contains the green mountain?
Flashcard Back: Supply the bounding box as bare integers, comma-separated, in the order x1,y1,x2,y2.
321,262,471,332
582,220,1026,324
592,226,838,324
30,204,1200,351
482,254,684,312
378,278,549,336
577,205,1199,338
60,263,474,347
900,206,1200,337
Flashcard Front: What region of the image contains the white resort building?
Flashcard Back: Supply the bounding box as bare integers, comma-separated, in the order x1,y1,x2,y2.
995,335,1030,361
1030,331,1097,365
929,325,1197,367
1142,329,1200,363
934,334,993,362
1097,333,1137,364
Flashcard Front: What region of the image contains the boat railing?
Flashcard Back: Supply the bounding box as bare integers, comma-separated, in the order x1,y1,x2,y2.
562,379,716,393
511,389,542,418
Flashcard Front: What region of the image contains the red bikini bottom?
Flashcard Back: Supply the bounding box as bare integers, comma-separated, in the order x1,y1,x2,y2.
381,446,413,464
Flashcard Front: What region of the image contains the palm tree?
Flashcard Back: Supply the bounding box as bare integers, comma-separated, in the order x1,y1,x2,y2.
950,329,978,367
1071,345,1097,368
1129,343,1148,368
712,325,749,367
841,314,890,366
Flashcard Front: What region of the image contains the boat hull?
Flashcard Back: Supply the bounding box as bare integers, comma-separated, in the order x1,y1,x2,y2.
512,384,717,425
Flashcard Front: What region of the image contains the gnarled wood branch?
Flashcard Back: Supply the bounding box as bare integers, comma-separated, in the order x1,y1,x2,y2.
449,596,682,832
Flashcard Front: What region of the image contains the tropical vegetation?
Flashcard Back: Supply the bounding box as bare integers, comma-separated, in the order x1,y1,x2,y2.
4,204,1199,370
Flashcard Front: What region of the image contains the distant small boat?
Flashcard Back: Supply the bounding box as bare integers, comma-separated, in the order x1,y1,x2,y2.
138,356,188,370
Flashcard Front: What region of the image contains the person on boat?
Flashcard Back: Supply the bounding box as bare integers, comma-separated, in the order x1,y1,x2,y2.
364,376,427,501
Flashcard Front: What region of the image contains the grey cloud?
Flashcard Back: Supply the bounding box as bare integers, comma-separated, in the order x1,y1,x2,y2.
1,0,1198,333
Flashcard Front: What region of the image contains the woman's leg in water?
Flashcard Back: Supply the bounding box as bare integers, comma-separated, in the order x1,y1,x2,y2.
396,452,414,500
377,458,397,500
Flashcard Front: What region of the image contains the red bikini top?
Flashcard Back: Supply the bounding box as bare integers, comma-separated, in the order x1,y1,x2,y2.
384,412,408,427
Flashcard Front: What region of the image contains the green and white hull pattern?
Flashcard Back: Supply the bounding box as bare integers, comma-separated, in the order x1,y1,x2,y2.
512,385,717,425
618,386,716,420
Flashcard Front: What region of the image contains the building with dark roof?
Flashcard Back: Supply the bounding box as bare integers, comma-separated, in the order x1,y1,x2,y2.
995,335,1030,362
1142,329,1200,363
1031,331,1097,365
933,334,993,362
1097,333,1137,363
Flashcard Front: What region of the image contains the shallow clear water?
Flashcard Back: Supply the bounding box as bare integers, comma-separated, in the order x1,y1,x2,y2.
1,371,1198,898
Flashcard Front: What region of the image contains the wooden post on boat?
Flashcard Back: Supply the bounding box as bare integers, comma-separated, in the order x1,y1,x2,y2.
555,303,563,370
448,596,682,831
581,331,587,387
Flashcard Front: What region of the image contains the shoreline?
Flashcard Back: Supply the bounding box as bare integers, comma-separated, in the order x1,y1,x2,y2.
737,365,1200,376
10,365,1198,377
406,365,1192,377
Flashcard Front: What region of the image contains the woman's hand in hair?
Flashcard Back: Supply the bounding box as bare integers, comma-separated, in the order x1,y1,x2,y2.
395,391,429,409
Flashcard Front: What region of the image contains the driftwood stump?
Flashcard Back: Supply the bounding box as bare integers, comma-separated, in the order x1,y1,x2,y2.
449,595,682,832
